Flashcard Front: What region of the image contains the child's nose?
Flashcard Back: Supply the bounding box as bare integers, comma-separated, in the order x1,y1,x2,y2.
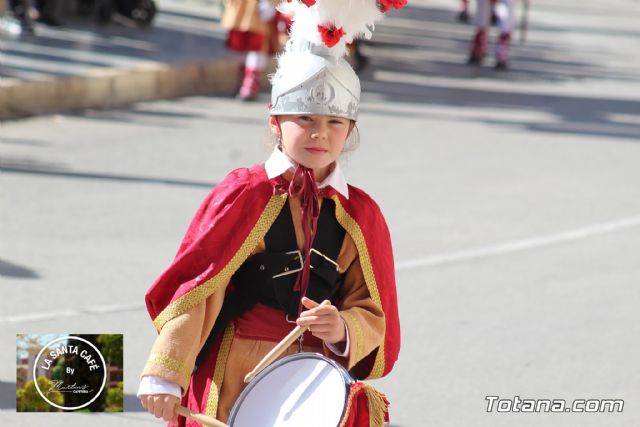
312,124,329,140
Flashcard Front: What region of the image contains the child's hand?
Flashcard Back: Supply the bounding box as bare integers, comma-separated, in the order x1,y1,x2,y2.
140,393,180,425
296,297,347,344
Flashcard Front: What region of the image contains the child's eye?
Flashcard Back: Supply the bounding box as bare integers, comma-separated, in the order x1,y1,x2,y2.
299,116,312,121
329,120,345,125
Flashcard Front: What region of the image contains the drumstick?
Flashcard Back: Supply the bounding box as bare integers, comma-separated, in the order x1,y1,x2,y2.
244,300,331,383
176,405,230,427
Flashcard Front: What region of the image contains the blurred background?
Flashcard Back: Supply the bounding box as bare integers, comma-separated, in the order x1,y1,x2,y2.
1,0,640,425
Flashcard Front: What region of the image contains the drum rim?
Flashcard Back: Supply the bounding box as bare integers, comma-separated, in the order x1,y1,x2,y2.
228,352,353,426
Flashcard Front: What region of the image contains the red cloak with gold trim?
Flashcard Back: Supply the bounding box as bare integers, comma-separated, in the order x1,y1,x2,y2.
145,163,400,420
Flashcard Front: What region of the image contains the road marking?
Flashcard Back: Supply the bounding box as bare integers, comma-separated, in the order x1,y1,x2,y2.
396,215,640,270
0,303,145,325
3,216,639,324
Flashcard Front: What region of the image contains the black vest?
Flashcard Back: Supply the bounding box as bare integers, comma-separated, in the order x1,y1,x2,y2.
194,197,346,371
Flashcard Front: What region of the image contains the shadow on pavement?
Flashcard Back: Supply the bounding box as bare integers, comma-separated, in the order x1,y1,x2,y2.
67,107,205,128
0,158,216,188
67,104,266,128
124,393,145,412
2,387,146,412
357,3,640,141
0,259,40,279
532,1,640,18
0,137,49,147
0,6,228,80
0,381,15,410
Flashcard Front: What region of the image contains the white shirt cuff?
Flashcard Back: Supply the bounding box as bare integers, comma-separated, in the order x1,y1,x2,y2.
325,321,350,357
137,376,182,399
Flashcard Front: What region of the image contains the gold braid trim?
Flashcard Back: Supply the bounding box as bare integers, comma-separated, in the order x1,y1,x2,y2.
205,322,235,418
342,311,363,362
332,195,386,379
153,194,288,331
338,385,358,427
147,353,191,384
337,383,388,427
363,383,388,427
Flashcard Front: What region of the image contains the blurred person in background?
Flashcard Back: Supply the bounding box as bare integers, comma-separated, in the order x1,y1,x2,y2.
458,0,470,21
467,0,515,69
7,0,61,33
0,0,22,36
221,0,290,101
458,0,497,23
346,40,368,74
6,0,34,33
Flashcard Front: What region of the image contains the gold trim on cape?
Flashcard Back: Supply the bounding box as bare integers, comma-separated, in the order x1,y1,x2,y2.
147,353,192,383
205,322,235,418
338,383,387,427
153,194,288,331
332,195,386,379
338,385,358,427
363,383,387,427
342,311,363,362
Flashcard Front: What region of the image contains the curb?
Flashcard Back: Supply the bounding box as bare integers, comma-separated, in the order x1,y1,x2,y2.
0,58,246,121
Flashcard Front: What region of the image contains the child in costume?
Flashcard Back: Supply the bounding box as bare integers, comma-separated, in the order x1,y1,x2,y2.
138,0,406,425
468,0,516,69
221,0,289,100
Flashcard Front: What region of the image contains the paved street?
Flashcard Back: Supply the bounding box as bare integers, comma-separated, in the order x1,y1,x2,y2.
1,0,640,425
0,0,228,79
0,0,243,118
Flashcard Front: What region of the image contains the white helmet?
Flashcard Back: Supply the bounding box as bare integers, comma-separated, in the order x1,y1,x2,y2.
270,42,360,121
269,0,405,121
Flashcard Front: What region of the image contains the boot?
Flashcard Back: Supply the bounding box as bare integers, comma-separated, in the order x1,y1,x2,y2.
467,28,487,64
236,67,262,101
494,32,510,70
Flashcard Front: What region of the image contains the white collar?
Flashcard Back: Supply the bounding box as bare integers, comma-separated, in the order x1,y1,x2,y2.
264,147,350,199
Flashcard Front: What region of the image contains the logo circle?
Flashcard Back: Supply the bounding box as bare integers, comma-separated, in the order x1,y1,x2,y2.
32,336,107,411
309,81,336,105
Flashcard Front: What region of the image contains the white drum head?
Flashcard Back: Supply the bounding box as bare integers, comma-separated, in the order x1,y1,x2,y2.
229,354,349,427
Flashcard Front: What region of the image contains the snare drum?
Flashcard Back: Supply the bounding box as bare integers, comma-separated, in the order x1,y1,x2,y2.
228,352,353,427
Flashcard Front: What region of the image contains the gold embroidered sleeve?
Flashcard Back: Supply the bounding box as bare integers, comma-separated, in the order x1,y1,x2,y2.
141,284,227,393
328,240,385,371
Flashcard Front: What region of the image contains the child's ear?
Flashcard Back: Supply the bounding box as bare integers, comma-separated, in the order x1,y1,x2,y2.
347,120,356,137
268,116,280,135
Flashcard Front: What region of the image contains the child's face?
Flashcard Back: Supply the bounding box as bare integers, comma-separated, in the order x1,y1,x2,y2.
270,114,353,180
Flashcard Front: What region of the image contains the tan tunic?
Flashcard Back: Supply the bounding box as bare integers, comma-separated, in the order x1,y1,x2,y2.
220,0,278,34
141,196,385,422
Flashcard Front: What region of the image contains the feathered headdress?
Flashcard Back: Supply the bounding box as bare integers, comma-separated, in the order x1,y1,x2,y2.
270,0,408,120
279,0,408,57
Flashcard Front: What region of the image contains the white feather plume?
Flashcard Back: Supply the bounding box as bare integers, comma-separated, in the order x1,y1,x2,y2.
277,0,385,58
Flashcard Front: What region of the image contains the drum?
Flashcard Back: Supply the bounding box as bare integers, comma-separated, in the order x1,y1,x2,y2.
228,352,353,427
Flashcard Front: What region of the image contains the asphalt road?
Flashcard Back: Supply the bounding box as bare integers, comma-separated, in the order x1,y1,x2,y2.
1,0,640,425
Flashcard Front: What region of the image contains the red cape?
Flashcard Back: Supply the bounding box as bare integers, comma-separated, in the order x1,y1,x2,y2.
145,164,400,380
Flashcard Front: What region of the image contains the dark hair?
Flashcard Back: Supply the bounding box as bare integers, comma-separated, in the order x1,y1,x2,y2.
344,121,360,152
